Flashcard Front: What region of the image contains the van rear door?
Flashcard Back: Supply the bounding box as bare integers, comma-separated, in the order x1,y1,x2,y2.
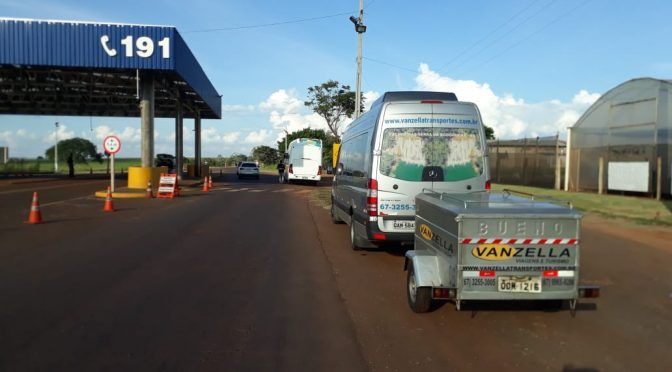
430,103,487,193
375,103,434,234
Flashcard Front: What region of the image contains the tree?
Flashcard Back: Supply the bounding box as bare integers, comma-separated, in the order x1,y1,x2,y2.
45,137,102,163
228,153,248,166
251,145,279,165
304,80,363,140
277,128,337,167
484,124,495,140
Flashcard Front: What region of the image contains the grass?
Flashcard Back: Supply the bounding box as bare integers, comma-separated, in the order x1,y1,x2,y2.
492,184,672,226
310,187,332,210
309,182,672,227
1,158,143,174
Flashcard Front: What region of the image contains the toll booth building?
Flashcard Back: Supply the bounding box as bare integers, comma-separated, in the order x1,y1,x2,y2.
0,17,221,187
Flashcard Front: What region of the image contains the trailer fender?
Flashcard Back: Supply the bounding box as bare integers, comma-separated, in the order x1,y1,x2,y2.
404,251,441,288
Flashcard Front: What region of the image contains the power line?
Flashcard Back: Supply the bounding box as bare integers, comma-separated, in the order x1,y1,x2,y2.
363,56,417,74
184,11,354,33
447,0,558,75
362,0,591,86
435,0,543,73
462,0,592,74
184,0,376,34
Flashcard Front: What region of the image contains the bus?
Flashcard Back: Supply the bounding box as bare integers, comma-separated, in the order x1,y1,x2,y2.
282,138,323,185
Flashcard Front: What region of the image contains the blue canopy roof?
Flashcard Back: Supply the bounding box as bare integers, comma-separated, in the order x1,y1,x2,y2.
0,18,221,119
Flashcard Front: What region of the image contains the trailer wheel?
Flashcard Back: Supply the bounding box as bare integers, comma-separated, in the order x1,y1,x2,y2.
407,264,432,313
350,222,363,251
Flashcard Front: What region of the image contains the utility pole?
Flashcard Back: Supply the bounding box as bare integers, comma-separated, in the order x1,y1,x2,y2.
350,0,366,119
54,121,59,173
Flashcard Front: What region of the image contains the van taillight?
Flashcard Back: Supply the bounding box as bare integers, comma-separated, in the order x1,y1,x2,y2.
485,180,491,190
289,164,293,174
421,100,443,104
318,165,322,175
366,178,378,216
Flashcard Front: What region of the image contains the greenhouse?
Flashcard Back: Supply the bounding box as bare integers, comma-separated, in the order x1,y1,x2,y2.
566,78,671,199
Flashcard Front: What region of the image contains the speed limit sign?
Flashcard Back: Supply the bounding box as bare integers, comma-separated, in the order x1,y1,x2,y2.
103,135,122,192
103,135,121,155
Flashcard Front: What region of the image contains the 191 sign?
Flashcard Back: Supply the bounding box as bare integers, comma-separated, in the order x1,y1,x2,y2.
100,35,170,59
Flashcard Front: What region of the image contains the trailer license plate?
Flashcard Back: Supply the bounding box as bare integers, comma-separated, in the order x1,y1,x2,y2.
497,276,542,293
393,220,414,229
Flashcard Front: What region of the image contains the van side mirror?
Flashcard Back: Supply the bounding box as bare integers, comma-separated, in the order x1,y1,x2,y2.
336,163,344,175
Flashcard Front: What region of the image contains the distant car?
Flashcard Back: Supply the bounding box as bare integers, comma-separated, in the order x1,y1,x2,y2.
237,161,260,179
155,153,175,171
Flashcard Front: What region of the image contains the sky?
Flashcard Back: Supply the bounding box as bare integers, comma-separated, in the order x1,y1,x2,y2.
1,0,672,158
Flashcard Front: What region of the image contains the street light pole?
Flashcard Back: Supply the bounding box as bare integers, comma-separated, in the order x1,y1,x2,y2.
350,1,366,119
54,122,59,173
283,129,289,154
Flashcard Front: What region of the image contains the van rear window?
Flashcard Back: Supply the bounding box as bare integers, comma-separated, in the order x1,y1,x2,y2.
379,127,484,182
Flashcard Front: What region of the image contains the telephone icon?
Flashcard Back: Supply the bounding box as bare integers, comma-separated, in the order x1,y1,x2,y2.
100,35,117,57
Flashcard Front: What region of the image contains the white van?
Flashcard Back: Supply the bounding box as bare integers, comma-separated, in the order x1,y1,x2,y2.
331,91,490,250
283,138,323,185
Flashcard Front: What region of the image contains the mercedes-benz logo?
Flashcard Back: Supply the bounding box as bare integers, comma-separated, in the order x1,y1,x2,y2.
428,170,437,178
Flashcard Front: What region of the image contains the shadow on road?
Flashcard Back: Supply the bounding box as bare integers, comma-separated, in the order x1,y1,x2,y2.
562,365,599,372
451,299,598,314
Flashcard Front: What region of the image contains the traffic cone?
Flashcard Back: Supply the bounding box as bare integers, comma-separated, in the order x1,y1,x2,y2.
202,176,210,192
146,181,153,198
26,191,43,224
103,187,115,212
208,174,213,188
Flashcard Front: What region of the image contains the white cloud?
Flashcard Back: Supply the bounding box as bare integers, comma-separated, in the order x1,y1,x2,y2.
201,127,221,143
222,104,256,112
222,132,241,144
414,63,600,138
244,129,271,144
572,89,600,106
43,124,75,143
363,90,381,111
259,89,304,113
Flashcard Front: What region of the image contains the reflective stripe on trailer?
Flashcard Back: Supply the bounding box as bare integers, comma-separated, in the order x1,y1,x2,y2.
459,238,578,245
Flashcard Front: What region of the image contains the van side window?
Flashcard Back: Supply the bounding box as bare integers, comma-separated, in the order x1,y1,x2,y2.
341,133,368,178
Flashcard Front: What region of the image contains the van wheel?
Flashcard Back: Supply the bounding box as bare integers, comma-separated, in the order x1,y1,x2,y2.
407,264,432,313
350,222,363,251
331,200,344,224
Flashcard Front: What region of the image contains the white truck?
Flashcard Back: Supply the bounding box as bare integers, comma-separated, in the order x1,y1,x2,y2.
283,138,323,185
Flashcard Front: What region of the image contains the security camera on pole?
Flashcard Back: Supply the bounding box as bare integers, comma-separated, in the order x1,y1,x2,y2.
349,0,366,119
103,135,122,192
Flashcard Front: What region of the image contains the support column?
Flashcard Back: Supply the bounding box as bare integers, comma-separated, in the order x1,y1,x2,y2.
195,112,201,177
140,74,155,168
175,100,184,179
564,127,572,191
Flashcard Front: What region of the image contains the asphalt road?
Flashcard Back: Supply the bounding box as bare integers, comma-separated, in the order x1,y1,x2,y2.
1,169,671,371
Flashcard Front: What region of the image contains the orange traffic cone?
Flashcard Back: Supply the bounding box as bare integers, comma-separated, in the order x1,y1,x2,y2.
26,191,43,224
208,174,213,188
103,187,115,212
146,181,153,198
202,176,210,192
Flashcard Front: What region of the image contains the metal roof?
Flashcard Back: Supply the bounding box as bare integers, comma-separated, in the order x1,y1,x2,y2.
0,18,221,118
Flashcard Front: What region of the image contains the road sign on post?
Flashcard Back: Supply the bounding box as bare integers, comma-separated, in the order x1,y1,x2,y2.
103,136,122,192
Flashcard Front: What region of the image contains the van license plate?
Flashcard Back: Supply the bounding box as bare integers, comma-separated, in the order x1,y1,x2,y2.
497,276,542,293
393,221,414,229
